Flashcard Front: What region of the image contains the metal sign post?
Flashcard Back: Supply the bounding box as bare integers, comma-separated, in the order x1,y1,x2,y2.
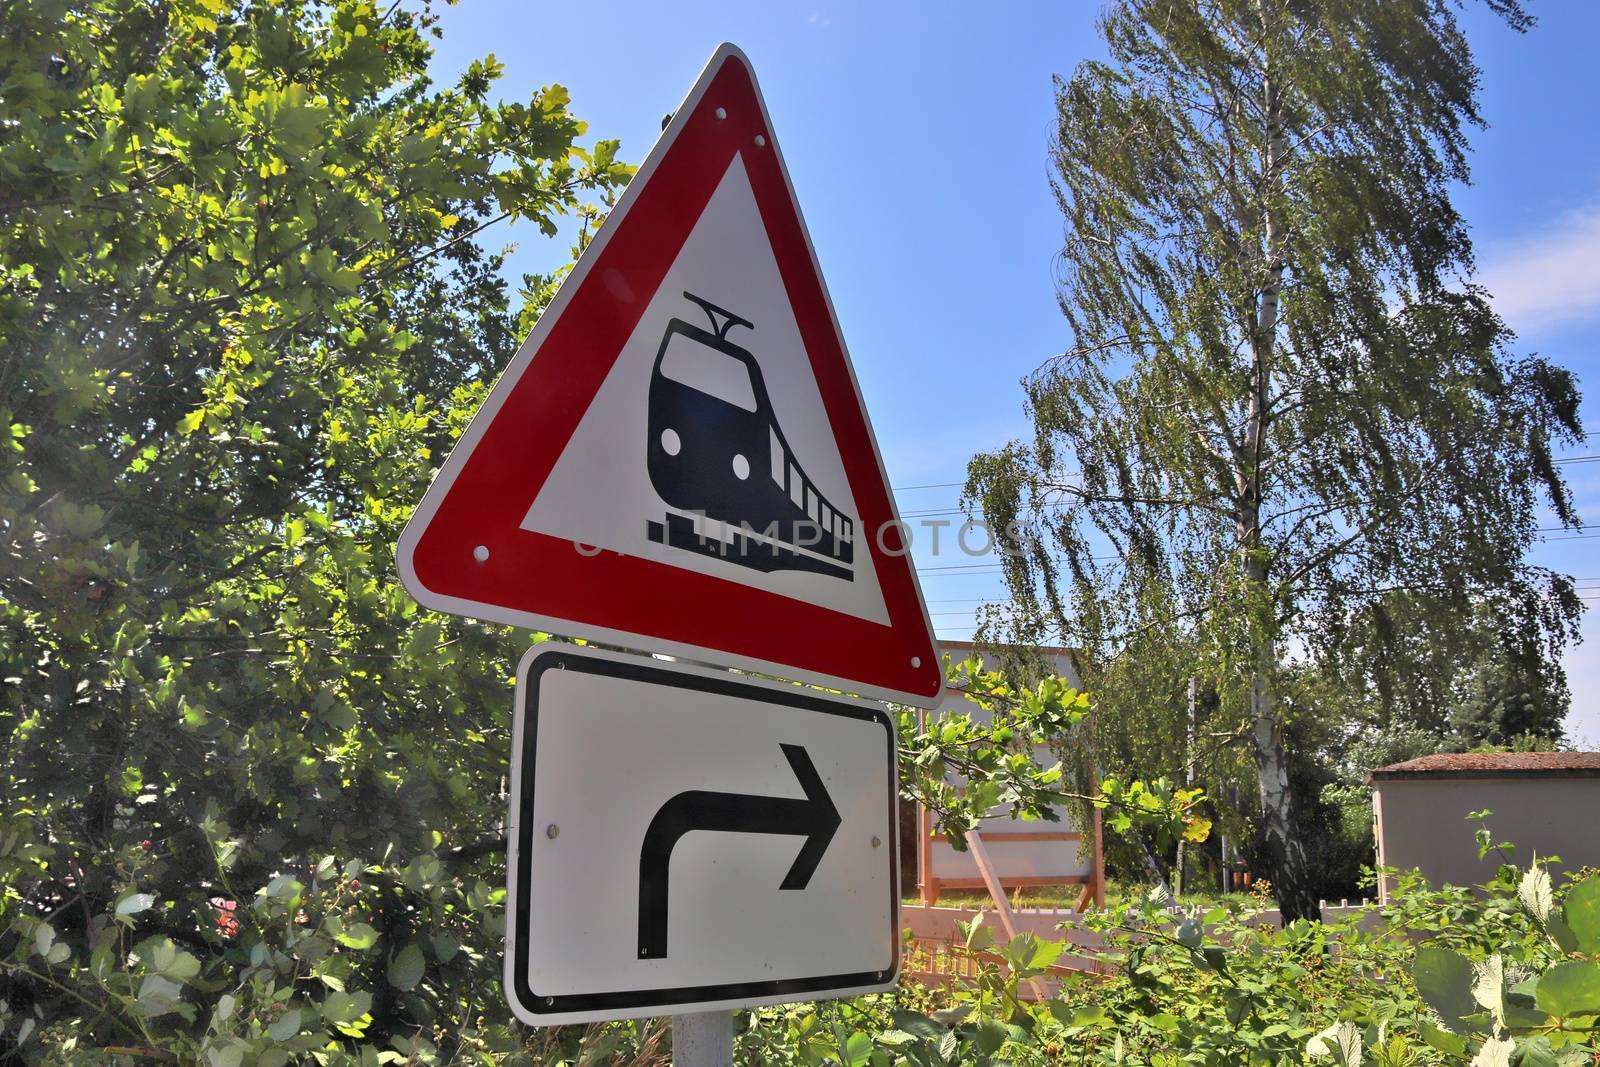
672,1012,733,1067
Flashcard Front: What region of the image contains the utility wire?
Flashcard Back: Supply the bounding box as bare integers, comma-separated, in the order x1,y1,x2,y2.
893,450,1598,493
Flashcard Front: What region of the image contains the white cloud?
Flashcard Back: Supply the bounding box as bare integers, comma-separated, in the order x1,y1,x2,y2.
1478,204,1600,337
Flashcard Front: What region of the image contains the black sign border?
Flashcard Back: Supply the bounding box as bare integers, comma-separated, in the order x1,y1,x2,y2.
509,647,901,1018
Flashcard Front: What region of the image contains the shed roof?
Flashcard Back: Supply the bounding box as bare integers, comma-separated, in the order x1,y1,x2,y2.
1367,751,1600,783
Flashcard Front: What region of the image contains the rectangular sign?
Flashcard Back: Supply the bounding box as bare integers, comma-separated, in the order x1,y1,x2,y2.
504,644,901,1025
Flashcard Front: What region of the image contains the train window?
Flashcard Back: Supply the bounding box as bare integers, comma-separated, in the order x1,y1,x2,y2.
659,331,757,412
790,465,805,508
769,428,785,485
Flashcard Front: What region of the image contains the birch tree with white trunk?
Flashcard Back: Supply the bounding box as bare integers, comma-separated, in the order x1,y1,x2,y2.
967,0,1582,921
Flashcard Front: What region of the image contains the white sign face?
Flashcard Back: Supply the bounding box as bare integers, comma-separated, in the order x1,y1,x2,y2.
504,644,900,1026
521,154,891,627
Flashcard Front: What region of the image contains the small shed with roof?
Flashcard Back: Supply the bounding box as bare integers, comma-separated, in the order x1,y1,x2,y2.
1367,751,1600,901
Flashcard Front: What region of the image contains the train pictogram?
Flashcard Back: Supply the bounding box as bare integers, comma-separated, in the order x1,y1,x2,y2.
646,291,856,581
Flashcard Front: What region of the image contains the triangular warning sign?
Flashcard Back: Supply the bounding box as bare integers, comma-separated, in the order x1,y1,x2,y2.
397,44,941,706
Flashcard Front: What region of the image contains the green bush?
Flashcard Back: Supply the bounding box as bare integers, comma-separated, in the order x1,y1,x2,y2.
729,822,1599,1066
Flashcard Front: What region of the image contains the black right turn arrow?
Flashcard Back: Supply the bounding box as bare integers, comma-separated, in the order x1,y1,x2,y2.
637,743,841,959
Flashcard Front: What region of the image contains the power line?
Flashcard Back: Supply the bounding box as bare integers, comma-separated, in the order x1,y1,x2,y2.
892,481,965,493
893,449,1598,496
892,506,1600,529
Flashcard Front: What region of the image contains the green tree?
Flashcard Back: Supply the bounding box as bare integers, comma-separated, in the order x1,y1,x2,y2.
967,0,1582,921
0,0,634,1058
1314,591,1569,747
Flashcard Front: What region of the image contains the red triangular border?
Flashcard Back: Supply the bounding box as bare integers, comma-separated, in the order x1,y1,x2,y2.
397,45,941,706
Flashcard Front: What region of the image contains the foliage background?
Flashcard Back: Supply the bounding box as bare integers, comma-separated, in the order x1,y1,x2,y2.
0,0,632,1059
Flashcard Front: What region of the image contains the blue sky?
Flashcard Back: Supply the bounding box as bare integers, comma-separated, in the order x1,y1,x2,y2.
428,1,1600,746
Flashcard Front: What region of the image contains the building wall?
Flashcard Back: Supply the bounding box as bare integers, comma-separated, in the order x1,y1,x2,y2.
924,644,1095,892
1374,777,1600,900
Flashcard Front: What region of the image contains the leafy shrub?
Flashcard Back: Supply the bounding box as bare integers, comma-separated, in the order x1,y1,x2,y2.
729,822,1598,1066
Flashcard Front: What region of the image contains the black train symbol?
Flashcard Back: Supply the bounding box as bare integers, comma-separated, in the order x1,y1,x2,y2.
646,292,855,581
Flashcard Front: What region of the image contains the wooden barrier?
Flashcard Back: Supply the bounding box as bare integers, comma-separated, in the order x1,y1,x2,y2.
900,903,1111,1000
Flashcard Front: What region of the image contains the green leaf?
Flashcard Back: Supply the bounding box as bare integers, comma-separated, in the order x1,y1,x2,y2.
1414,946,1476,1029
322,989,372,1024
973,1022,1006,1055
842,1031,872,1067
1547,912,1580,954
136,974,184,1017
889,1011,944,1042
1473,1034,1514,1067
1564,875,1600,953
1515,1036,1558,1067
1418,1019,1466,1057
1519,864,1554,924
387,943,425,991
1504,977,1548,1029
267,1007,302,1041
1534,961,1600,1018
960,913,995,953
1065,1003,1111,1028
1024,935,1065,972
116,892,156,917
334,922,380,950
1306,1021,1362,1064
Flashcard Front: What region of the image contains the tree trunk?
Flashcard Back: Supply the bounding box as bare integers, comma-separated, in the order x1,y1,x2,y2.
1133,830,1173,901
1240,26,1320,924
1173,676,1196,899
1246,618,1321,922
